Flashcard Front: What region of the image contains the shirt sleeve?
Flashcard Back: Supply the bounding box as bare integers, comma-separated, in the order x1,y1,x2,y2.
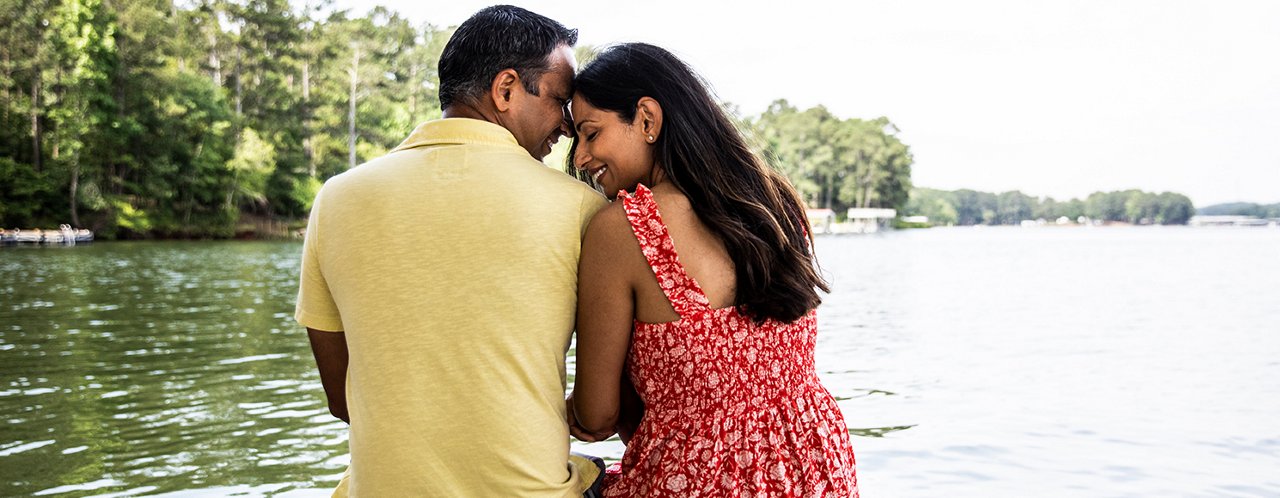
295,186,344,332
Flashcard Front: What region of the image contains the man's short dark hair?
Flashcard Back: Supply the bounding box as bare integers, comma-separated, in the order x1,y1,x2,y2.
438,5,578,109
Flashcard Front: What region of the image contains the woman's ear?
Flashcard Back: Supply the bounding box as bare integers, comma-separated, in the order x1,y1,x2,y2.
635,97,663,143
490,69,520,112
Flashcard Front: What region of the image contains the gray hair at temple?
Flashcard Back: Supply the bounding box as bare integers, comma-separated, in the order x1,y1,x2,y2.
437,5,578,109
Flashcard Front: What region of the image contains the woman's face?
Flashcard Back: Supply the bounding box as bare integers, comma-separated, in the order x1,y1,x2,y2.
570,94,657,199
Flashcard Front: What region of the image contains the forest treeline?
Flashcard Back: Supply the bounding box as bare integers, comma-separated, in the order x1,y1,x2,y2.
1197,202,1280,218
906,188,1197,226
6,0,1203,238
0,0,916,238
2,0,450,237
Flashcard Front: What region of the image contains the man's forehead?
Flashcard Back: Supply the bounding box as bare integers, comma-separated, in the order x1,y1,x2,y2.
545,49,575,95
554,44,578,73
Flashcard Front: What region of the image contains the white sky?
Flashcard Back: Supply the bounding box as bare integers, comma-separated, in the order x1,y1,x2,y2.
332,0,1280,206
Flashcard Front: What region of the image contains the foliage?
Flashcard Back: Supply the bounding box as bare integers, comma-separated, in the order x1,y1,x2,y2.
7,1,1217,237
904,188,1196,226
750,100,913,214
1197,202,1280,218
0,0,453,238
228,127,276,210
905,188,957,225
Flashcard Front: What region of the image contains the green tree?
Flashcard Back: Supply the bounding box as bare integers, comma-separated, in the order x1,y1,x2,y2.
1059,198,1086,220
1125,191,1160,224
45,0,119,227
1034,197,1059,220
1155,192,1195,225
950,189,997,225
753,100,831,207
836,117,913,211
754,100,912,214
227,127,276,212
150,68,237,236
1086,191,1127,222
905,188,957,225
996,191,1034,224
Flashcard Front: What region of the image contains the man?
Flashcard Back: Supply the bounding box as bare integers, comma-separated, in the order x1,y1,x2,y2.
295,5,606,496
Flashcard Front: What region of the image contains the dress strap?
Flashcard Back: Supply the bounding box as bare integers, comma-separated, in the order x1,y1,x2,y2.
620,185,711,318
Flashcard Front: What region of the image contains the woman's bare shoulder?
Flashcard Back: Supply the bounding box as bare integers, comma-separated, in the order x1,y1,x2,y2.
585,200,629,237
581,200,649,283
583,201,642,259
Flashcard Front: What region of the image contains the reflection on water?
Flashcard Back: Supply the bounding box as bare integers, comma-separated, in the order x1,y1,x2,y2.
1,242,345,497
3,228,1280,497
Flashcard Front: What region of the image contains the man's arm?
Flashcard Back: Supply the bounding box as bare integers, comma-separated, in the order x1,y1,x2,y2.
307,327,349,424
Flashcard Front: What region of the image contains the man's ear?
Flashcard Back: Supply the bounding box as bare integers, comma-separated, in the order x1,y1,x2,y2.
490,69,520,112
636,97,663,143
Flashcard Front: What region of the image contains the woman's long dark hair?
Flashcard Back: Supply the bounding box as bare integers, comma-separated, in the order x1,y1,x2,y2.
569,43,828,323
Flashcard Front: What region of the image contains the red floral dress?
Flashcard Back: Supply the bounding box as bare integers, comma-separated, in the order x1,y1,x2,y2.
603,185,859,497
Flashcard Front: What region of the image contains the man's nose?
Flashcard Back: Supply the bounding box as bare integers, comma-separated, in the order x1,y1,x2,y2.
557,117,573,140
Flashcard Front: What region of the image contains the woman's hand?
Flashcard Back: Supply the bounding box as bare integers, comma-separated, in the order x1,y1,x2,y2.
614,375,644,444
567,395,615,442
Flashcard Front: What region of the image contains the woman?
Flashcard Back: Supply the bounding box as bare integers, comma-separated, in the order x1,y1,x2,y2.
567,43,859,497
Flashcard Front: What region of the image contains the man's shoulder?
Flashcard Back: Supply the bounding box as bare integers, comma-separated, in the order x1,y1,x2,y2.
318,150,416,193
486,153,606,206
521,161,601,195
321,144,605,211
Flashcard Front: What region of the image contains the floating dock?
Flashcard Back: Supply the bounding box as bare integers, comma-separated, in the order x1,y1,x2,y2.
1,225,94,246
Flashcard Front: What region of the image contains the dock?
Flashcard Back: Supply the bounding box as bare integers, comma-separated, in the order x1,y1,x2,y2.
1,225,94,246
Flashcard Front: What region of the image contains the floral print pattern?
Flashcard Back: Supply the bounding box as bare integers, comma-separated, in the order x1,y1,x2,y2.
604,185,859,497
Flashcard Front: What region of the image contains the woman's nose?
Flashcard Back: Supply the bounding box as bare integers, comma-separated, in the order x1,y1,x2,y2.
573,148,592,170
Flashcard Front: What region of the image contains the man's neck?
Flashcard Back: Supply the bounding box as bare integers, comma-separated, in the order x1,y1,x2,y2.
441,103,499,124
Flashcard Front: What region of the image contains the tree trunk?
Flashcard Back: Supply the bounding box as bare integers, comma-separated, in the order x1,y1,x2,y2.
69,159,80,227
408,63,417,124
51,64,61,161
303,58,314,177
208,29,221,86
31,76,42,172
172,2,183,71
824,172,834,209
861,173,874,209
114,39,127,196
2,51,9,123
348,46,359,170
234,45,242,118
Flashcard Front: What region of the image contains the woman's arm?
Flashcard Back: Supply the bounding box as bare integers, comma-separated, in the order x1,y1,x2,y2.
614,371,644,444
571,204,639,435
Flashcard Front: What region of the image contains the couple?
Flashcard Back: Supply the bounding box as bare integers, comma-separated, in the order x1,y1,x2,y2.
295,5,859,497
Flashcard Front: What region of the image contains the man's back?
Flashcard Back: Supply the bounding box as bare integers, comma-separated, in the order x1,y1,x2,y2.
296,118,605,496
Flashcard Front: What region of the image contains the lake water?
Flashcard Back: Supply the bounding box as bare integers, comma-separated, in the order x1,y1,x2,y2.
2,227,1278,497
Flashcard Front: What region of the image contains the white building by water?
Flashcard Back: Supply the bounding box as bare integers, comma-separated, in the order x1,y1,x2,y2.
1188,215,1272,227
846,208,897,234
806,208,836,234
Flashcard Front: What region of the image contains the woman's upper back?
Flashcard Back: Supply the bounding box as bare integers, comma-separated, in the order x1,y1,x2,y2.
588,181,732,322
615,184,822,404
627,183,737,323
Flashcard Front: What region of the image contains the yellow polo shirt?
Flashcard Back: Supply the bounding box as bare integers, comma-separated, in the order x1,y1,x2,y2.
295,118,606,497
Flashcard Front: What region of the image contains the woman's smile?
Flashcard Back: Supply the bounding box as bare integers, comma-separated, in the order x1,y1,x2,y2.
590,165,608,185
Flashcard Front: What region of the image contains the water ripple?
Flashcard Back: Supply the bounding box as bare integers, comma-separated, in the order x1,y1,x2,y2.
3,231,1279,496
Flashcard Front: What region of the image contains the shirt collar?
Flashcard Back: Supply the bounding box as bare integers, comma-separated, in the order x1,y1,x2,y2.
392,118,522,153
